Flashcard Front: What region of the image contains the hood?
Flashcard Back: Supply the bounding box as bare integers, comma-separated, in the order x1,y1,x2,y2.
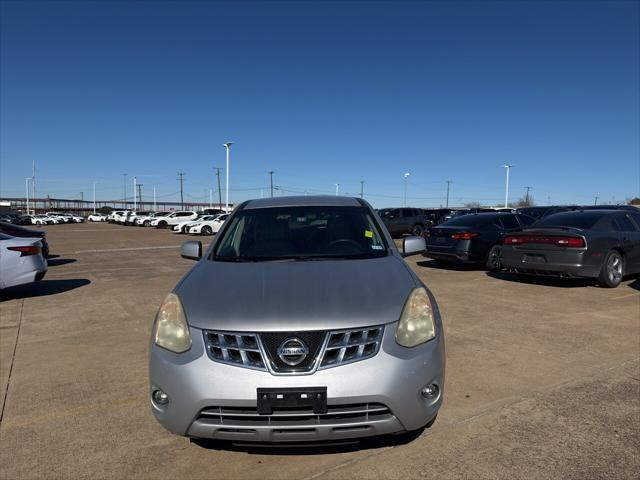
177,255,417,332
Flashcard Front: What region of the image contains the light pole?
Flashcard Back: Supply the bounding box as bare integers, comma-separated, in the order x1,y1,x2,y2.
93,182,97,214
153,186,157,211
360,180,364,199
446,180,452,208
123,173,127,208
335,183,340,196
403,172,410,207
503,165,513,208
223,142,232,211
25,177,31,215
269,171,274,198
133,176,137,211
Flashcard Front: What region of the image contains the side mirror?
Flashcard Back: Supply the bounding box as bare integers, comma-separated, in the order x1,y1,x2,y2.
402,236,426,257
181,241,202,261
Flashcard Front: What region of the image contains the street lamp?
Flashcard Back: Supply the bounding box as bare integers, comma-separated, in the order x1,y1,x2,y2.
223,142,233,211
403,172,410,207
25,177,31,215
93,181,97,214
503,165,513,208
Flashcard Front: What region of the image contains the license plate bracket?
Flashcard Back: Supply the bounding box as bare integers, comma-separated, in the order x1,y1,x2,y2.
523,254,546,264
257,387,327,415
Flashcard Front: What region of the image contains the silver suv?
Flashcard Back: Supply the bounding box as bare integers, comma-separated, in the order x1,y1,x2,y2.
149,196,445,443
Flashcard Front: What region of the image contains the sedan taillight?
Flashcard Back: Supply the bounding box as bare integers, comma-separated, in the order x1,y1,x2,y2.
7,245,41,256
451,232,479,240
504,235,585,248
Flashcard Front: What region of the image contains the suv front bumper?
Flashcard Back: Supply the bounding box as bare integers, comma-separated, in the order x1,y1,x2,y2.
149,323,445,442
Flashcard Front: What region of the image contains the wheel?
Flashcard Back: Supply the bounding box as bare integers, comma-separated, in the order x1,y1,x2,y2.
412,224,424,236
157,221,167,229
143,220,151,227
485,245,503,271
201,225,213,235
598,250,624,288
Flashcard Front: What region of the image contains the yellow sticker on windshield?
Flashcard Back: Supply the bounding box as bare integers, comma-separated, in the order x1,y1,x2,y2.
364,230,373,238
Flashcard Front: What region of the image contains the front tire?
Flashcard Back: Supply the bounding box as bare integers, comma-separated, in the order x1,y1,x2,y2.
157,221,167,229
485,245,503,271
412,224,424,236
598,250,624,288
202,225,213,235
143,220,151,227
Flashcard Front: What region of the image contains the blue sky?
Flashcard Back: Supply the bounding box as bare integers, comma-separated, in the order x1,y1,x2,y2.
1,0,638,208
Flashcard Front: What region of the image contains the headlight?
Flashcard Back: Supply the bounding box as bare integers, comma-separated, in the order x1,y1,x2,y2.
153,293,192,353
395,287,436,347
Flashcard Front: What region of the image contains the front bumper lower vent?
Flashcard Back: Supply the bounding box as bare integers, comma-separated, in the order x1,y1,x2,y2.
203,326,384,374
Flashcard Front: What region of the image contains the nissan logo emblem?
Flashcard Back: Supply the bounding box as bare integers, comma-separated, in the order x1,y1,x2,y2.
277,337,309,366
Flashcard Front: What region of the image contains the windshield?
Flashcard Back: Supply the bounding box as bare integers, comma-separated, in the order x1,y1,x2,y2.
212,206,388,261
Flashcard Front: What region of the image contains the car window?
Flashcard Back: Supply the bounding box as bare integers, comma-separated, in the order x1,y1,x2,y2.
401,209,413,218
213,206,387,261
614,215,637,232
517,214,537,226
628,212,640,229
537,212,603,230
500,215,520,229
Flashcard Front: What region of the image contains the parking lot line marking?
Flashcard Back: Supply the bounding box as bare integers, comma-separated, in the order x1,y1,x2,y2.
73,245,180,254
0,300,24,425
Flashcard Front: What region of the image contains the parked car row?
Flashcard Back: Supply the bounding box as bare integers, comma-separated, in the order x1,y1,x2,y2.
420,208,640,288
105,209,229,236
0,212,85,225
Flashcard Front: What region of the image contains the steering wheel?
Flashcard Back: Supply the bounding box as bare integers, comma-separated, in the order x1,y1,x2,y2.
326,239,362,253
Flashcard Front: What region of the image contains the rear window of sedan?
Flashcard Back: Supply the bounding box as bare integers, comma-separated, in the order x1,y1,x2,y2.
536,211,604,229
439,214,499,227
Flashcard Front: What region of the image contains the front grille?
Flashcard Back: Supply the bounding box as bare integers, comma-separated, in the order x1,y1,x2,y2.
319,327,383,369
259,331,326,372
204,332,267,371
203,325,385,374
197,402,392,427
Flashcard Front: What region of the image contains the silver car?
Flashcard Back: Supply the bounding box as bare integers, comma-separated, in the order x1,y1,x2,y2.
149,196,445,443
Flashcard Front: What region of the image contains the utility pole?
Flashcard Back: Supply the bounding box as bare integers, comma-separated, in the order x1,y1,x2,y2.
133,176,137,211
214,167,222,207
223,142,233,212
178,173,185,209
137,183,143,210
360,180,364,199
93,182,97,214
209,189,213,208
153,186,157,211
123,173,127,208
269,171,275,198
503,165,513,208
32,161,36,212
594,195,599,206
524,186,532,206
446,180,452,208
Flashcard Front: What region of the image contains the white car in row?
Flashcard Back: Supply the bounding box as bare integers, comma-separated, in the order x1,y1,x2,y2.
151,211,198,229
172,215,218,233
87,213,108,222
0,233,47,289
135,212,171,227
188,214,229,235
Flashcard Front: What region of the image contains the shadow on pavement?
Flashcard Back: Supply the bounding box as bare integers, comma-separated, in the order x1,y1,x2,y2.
486,271,594,288
416,260,486,272
190,428,425,455
0,279,90,300
47,258,77,267
628,277,640,291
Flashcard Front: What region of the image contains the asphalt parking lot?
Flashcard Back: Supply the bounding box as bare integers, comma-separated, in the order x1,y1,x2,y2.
1,222,638,479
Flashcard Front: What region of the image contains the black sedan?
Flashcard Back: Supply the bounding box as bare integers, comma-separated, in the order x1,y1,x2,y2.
0,222,50,258
422,212,535,270
500,209,640,288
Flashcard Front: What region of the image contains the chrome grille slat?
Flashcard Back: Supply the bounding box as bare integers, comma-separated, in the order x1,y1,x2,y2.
197,403,393,426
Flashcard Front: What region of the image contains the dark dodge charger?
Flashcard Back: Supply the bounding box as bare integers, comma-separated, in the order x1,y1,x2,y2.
501,209,640,288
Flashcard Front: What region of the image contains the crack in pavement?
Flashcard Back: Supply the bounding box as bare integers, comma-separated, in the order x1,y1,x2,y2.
0,299,24,425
